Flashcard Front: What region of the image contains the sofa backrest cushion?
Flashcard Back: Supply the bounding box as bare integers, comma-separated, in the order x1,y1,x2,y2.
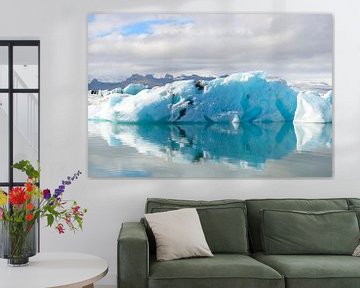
261,209,359,255
246,198,349,252
348,198,360,207
347,199,360,228
145,198,249,254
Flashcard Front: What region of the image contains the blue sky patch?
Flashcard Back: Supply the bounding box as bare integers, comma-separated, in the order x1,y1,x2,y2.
121,18,193,37
88,14,95,23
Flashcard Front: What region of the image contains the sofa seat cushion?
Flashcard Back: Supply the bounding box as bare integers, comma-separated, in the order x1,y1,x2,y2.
149,254,284,288
252,252,360,288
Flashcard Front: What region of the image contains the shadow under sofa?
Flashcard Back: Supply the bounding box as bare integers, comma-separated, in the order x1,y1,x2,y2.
118,198,360,288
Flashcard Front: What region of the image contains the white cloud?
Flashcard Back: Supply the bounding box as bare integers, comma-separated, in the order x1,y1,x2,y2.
88,13,333,82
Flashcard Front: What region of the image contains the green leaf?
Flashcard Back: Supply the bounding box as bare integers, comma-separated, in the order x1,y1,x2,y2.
12,160,40,180
47,214,54,227
75,216,83,230
47,206,60,217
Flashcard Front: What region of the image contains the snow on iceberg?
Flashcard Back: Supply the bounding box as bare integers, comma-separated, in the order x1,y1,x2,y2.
294,90,332,123
88,72,332,123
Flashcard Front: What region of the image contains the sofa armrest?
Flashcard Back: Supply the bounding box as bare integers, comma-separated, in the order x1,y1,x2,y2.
118,222,149,288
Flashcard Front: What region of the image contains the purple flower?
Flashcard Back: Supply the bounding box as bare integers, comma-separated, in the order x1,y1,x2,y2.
54,171,82,199
43,189,51,200
54,189,63,198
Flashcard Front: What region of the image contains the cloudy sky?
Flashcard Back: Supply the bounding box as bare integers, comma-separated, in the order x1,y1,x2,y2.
88,13,333,83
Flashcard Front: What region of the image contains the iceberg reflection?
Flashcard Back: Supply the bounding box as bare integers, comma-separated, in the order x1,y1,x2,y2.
88,121,332,170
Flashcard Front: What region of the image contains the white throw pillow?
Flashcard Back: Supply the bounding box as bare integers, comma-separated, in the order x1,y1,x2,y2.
145,208,213,261
353,244,360,256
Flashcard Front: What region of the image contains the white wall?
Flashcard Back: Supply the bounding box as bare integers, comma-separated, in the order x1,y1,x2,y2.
1,0,360,286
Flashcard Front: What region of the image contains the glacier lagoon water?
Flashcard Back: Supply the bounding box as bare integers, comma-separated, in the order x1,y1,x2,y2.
88,121,332,178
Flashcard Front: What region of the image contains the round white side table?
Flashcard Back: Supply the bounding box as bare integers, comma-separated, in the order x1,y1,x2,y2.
0,252,108,288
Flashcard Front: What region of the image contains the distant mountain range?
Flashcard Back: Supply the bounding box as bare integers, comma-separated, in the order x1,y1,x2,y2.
88,74,218,91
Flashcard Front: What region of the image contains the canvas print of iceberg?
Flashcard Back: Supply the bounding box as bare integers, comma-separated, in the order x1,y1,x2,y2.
88,13,333,178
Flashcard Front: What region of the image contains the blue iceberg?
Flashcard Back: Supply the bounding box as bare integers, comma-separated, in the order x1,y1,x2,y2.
88,72,332,124
122,83,147,95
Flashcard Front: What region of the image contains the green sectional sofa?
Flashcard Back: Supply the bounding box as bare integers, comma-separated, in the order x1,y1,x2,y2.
118,198,360,288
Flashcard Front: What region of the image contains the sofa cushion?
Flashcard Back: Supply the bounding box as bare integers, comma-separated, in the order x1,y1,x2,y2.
347,199,360,229
348,204,360,228
149,254,284,288
347,198,360,207
246,198,349,252
146,198,249,254
253,252,360,288
261,209,359,255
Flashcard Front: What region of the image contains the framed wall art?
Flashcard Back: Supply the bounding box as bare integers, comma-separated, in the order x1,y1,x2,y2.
88,13,333,178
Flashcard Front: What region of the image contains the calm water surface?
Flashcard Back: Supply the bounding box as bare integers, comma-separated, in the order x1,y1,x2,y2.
88,121,332,178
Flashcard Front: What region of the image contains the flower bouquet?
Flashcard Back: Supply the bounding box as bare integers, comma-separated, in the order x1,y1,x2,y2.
0,160,87,266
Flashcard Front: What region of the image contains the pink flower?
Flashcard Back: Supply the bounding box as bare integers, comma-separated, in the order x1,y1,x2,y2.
56,223,65,234
72,205,80,215
0,208,3,220
65,214,71,225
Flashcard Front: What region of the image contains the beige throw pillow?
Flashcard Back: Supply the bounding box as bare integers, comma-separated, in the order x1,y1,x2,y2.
353,244,360,256
145,208,213,261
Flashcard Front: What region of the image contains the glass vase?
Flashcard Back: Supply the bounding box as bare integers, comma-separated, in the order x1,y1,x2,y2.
0,220,37,266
